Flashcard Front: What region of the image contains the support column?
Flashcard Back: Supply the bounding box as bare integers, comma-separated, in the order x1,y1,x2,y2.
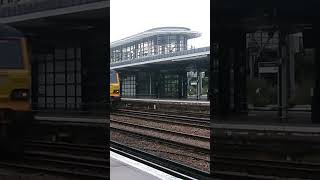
278,31,288,121
155,71,161,98
176,35,181,52
178,71,184,99
207,55,211,101
149,73,152,97
308,25,320,123
214,42,231,118
31,51,39,111
81,31,108,114
211,26,247,119
183,72,188,98
312,47,320,123
197,71,202,100
288,34,296,98
233,31,248,114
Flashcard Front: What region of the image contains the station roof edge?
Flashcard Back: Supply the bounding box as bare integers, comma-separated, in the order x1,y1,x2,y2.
111,27,201,48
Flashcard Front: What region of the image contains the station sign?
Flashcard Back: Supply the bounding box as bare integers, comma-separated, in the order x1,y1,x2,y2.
258,61,279,73
190,82,197,86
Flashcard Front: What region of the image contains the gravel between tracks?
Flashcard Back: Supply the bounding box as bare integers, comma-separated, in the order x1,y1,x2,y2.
111,121,209,149
111,115,210,137
111,130,210,172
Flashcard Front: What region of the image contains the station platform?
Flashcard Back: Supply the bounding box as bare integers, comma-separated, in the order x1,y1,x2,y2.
110,151,182,180
33,111,109,124
32,113,109,128
213,121,320,133
34,115,107,124
121,97,210,106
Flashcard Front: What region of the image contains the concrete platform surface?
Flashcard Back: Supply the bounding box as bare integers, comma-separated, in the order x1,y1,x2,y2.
110,151,185,180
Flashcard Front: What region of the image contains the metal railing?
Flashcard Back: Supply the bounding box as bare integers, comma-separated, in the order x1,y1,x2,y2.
0,0,107,18
111,46,210,67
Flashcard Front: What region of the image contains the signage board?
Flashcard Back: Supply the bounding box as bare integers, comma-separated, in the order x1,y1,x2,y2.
258,61,279,73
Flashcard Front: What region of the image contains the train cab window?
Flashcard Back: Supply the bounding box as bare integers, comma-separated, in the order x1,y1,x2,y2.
110,71,118,84
0,39,23,69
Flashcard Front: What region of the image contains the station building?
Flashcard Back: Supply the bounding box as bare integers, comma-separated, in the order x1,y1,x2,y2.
111,27,210,100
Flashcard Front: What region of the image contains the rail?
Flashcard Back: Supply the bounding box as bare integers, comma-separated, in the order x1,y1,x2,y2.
0,0,107,18
112,109,210,128
111,141,280,179
110,141,210,180
0,140,108,179
213,155,320,179
110,126,209,155
111,119,209,143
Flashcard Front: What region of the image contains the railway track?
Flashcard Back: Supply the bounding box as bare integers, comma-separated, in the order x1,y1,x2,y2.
110,119,210,149
112,138,320,179
110,108,210,171
28,114,318,179
112,109,210,128
110,141,286,180
213,155,320,179
147,109,210,118
110,126,209,153
0,140,108,179
110,140,211,180
117,107,210,118
24,140,107,158
111,110,320,179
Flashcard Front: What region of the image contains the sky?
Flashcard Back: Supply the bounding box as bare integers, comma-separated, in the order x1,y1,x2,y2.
110,0,210,48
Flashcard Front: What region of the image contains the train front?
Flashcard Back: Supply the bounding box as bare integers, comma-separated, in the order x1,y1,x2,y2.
110,70,121,105
0,25,32,153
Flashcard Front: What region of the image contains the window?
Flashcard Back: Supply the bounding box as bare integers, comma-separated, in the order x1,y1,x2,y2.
110,70,118,84
121,74,136,97
35,47,82,110
163,74,179,97
0,39,23,69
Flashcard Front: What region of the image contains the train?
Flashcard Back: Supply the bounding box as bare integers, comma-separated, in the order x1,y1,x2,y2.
0,23,120,154
0,24,33,154
110,69,121,105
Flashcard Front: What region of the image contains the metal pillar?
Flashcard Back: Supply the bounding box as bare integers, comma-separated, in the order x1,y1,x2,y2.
31,49,39,110
81,31,108,113
234,31,247,114
211,25,247,119
213,41,231,118
278,31,288,121
312,47,320,123
155,71,161,98
288,34,296,98
178,71,185,99
149,73,152,97
305,25,320,123
198,71,203,100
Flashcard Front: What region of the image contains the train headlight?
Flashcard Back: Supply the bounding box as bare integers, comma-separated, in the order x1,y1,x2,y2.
11,89,29,100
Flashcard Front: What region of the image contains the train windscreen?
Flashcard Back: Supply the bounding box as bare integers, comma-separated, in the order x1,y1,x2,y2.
110,71,118,84
0,39,23,69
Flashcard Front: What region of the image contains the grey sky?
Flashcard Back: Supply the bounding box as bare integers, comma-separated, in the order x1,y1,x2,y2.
110,0,210,47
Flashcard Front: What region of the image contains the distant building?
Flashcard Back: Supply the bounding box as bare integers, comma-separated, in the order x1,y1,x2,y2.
111,27,210,100
111,27,201,63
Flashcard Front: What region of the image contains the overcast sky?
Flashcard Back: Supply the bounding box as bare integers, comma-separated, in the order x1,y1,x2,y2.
110,0,210,47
